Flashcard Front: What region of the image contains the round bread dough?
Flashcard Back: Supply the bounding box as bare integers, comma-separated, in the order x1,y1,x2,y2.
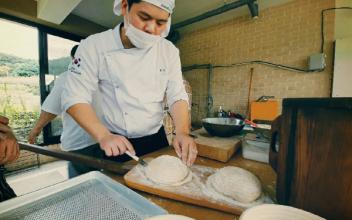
146,214,195,220
208,166,262,203
145,155,192,186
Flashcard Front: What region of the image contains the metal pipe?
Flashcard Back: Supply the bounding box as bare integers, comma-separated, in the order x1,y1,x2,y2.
19,142,132,175
247,0,259,18
172,0,251,30
207,65,214,117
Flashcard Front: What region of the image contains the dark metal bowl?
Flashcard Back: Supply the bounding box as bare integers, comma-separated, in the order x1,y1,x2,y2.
202,118,245,137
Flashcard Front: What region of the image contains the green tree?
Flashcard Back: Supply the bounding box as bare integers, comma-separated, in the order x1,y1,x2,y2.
49,57,71,75
0,53,39,77
11,62,39,77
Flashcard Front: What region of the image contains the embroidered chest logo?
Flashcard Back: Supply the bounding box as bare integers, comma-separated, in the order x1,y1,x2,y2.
69,58,82,75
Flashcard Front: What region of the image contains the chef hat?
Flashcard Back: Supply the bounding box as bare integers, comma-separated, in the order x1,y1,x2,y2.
113,0,174,37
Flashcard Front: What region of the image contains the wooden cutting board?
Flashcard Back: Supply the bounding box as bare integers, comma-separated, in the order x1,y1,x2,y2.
193,128,242,162
124,163,271,215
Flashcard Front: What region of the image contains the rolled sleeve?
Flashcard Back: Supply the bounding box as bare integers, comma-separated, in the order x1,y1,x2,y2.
42,91,62,115
41,73,67,115
166,49,189,108
61,38,99,112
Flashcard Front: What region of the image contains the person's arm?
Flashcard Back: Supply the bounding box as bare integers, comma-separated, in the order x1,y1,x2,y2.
67,103,135,156
62,40,135,157
170,101,197,166
28,111,56,144
166,48,197,166
28,74,66,144
67,103,109,142
0,116,19,165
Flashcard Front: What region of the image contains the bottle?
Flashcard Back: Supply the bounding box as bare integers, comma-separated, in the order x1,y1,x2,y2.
218,106,224,118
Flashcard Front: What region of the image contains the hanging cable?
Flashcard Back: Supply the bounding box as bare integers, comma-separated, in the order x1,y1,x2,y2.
183,59,323,73
213,60,321,73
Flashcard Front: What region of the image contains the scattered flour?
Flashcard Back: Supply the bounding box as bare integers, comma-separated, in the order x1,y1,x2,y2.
128,164,273,211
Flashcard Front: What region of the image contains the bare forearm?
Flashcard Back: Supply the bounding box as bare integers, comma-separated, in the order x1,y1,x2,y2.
67,103,110,141
33,111,57,131
170,100,190,135
170,100,197,166
28,111,57,143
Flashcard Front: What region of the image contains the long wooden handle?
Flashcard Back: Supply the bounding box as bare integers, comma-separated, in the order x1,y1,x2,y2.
19,142,132,175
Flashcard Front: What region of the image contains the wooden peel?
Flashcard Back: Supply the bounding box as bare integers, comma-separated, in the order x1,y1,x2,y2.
124,164,256,215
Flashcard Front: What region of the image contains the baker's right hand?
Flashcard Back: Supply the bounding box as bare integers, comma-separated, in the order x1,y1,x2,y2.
98,133,135,157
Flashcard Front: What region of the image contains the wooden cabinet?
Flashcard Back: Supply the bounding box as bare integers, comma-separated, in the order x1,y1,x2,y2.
270,98,352,220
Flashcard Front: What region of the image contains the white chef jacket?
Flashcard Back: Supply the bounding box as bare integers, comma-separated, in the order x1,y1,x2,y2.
42,71,102,151
62,23,188,138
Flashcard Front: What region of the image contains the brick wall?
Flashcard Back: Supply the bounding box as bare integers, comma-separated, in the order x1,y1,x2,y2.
176,0,335,125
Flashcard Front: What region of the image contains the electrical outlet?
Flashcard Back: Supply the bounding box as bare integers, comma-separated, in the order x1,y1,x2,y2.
309,53,326,71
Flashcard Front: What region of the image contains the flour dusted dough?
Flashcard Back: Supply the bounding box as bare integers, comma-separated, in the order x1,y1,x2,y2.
146,214,195,220
208,166,262,203
145,155,192,186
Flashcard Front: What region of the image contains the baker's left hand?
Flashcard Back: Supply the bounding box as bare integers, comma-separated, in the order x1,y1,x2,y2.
172,133,198,166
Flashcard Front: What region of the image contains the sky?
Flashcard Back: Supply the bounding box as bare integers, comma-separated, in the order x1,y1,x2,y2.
0,19,77,60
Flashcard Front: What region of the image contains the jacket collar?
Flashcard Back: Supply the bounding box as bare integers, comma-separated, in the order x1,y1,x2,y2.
113,22,124,50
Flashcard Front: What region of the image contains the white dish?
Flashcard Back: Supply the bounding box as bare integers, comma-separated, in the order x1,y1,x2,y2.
240,204,325,220
146,214,194,220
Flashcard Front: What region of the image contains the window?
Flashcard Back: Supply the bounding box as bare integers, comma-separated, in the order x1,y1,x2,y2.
0,14,82,146
0,19,41,143
46,35,78,138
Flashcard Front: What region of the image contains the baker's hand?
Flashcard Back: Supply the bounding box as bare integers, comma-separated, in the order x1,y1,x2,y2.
28,127,41,144
99,133,136,157
172,133,198,166
0,122,20,165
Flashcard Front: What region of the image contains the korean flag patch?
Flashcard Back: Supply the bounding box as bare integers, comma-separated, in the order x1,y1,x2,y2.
68,57,82,75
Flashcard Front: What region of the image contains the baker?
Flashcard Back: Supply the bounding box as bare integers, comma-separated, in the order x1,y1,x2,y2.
62,0,197,174
27,45,103,177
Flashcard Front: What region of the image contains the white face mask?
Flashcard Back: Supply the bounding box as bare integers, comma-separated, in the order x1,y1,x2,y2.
124,13,161,49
